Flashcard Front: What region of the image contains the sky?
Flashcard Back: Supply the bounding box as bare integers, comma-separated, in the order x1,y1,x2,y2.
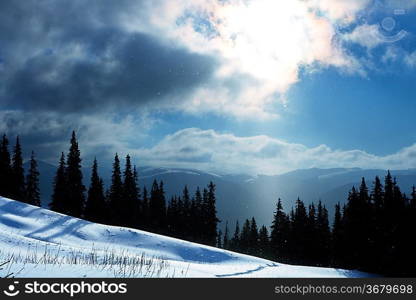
0,0,416,175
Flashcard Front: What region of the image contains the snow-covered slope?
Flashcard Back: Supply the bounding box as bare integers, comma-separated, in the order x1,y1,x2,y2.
0,197,369,278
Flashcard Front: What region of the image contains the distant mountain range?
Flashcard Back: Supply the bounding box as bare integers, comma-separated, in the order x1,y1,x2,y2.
25,161,416,230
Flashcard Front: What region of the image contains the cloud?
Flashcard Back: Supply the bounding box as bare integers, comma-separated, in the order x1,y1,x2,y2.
0,0,372,120
0,109,154,164
343,24,385,49
129,0,369,118
131,128,416,175
381,46,416,68
404,51,416,68
0,1,217,114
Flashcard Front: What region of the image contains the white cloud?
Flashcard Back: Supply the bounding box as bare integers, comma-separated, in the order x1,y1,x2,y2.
131,128,416,175
404,51,416,68
121,0,369,119
343,24,385,49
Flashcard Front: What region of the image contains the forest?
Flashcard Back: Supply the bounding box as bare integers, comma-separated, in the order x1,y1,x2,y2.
0,132,415,276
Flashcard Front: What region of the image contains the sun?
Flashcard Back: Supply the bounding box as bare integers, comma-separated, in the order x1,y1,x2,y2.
200,0,338,98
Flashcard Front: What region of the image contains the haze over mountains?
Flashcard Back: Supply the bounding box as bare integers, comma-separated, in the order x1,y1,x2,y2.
26,161,416,229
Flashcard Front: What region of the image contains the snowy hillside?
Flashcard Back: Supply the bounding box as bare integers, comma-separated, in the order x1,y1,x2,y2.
0,197,369,278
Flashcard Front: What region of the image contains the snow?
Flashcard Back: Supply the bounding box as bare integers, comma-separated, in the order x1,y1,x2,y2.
0,197,370,278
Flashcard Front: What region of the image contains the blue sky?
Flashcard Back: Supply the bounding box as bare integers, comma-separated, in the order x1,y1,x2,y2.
1,0,416,174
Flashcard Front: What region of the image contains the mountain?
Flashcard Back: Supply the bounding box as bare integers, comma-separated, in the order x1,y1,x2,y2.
0,196,369,277
26,161,416,230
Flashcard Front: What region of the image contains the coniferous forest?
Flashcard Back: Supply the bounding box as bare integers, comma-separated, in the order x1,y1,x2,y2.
0,132,415,276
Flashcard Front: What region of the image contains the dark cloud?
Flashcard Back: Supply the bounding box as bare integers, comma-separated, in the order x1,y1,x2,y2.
0,0,217,113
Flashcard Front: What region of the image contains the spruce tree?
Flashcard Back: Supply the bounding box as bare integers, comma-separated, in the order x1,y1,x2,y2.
84,158,107,223
316,201,330,266
141,186,149,229
50,152,68,213
0,134,12,198
248,217,259,255
270,198,291,262
149,180,166,232
291,198,308,264
205,182,219,246
66,131,85,217
11,136,25,201
123,155,139,227
25,151,40,206
231,220,240,251
223,221,230,250
109,154,124,225
332,202,345,267
240,219,251,254
217,230,222,248
258,225,270,259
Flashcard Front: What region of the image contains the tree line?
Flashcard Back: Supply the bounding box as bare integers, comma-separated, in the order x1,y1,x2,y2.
0,134,40,206
218,173,416,276
0,132,220,247
1,132,415,275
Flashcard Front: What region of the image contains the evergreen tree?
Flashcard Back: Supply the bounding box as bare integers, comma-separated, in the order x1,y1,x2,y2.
141,186,149,229
0,134,12,198
84,158,107,223
332,202,345,267
50,153,68,213
109,154,124,225
316,201,330,266
166,196,178,235
258,225,270,259
122,155,139,227
25,151,40,206
291,198,309,264
217,230,222,248
11,136,25,201
248,217,259,255
230,220,240,251
204,182,219,246
240,219,251,254
306,203,318,263
66,131,85,217
223,221,230,249
182,185,191,238
270,198,291,262
149,180,166,232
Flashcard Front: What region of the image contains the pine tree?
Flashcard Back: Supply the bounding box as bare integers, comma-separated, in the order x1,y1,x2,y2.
133,166,141,227
306,203,318,263
149,180,166,232
66,131,85,217
182,185,191,238
193,187,203,242
204,182,219,246
109,154,124,225
258,225,270,259
240,219,251,254
316,201,330,266
217,230,222,248
25,151,40,206
231,220,240,251
291,198,309,264
122,155,139,227
50,152,68,213
141,186,149,229
0,134,12,198
332,202,345,267
270,198,291,262
11,136,25,201
248,217,259,255
223,221,230,250
84,158,107,223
